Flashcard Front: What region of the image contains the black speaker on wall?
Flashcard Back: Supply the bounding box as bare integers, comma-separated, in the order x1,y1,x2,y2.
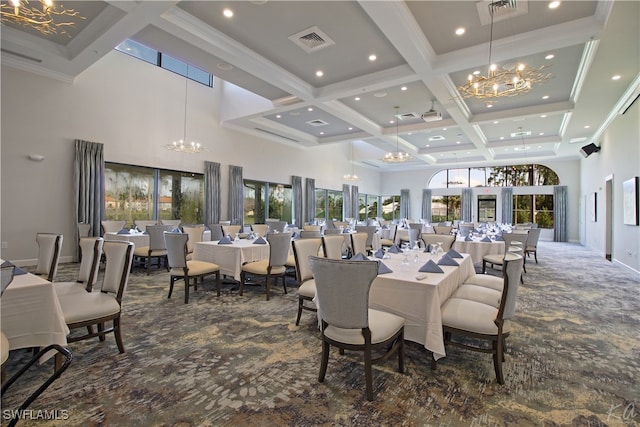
580,143,601,158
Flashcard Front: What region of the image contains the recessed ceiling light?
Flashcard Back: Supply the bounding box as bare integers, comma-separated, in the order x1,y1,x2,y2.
584,125,590,129
612,74,621,80
540,114,547,118
467,151,471,154
493,121,499,124
223,8,233,18
401,86,407,91
455,27,465,36
354,97,360,101
545,54,555,60
276,115,281,118
426,144,430,148
549,1,561,9
320,132,324,135
500,136,505,140
389,120,395,124
348,127,353,131
542,95,550,100
539,132,545,136
315,70,324,77
369,54,377,61
538,146,542,148
456,141,461,144
443,128,448,131
307,107,313,111
473,70,480,75
504,148,509,151
487,104,494,108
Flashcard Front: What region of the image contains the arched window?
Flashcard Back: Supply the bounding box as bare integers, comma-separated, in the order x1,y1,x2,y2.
428,164,559,188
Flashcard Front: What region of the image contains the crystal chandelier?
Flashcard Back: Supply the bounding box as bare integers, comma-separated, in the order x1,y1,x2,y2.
383,106,412,163
457,0,551,102
0,0,84,36
166,78,205,154
343,141,359,181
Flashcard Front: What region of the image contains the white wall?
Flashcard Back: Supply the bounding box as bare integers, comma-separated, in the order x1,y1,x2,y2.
0,51,379,262
580,99,640,273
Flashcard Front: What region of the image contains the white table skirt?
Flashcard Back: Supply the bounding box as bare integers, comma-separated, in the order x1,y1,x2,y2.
193,240,270,281
453,238,505,264
368,252,474,359
1,263,69,361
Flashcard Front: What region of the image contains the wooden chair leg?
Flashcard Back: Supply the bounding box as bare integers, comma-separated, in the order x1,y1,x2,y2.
318,339,330,382
215,271,221,297
114,318,125,353
168,276,175,299
364,345,373,401
184,276,190,304
295,297,304,326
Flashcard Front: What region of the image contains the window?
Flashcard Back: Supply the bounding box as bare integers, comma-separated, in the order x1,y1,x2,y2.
429,164,559,188
513,194,554,228
380,195,401,221
431,195,461,223
243,180,292,225
315,189,343,221
115,39,213,87
358,194,379,221
105,163,204,225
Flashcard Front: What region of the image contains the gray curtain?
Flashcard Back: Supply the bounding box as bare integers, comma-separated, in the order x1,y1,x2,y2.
292,175,302,227
305,178,316,223
228,165,243,225
343,184,351,219
74,139,104,260
351,185,359,221
554,185,568,242
461,188,473,223
204,161,221,225
400,189,410,219
422,189,432,222
501,187,514,224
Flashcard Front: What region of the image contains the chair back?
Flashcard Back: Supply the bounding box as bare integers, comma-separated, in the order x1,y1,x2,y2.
134,220,157,232
309,256,378,329
147,225,173,251
322,235,344,259
408,223,422,232
350,232,368,256
332,221,348,230
250,224,269,237
300,230,322,239
101,220,126,234
499,254,524,321
355,226,376,248
35,233,63,281
268,221,287,233
183,225,205,253
458,224,474,237
165,232,188,269
502,232,528,255
292,238,322,283
407,228,420,248
433,226,453,235
221,225,241,238
207,224,224,240
525,227,542,249
159,219,181,227
267,233,291,267
323,228,342,235
77,237,104,288
100,240,134,302
77,223,91,238
303,225,321,232
1,263,16,296
421,234,455,251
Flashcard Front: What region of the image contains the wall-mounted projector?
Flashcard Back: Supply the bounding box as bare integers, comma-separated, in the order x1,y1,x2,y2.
421,110,443,122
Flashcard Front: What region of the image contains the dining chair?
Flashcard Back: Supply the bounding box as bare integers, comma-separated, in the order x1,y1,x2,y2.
208,224,225,241
159,219,181,228
182,225,206,261
34,233,63,282
322,235,345,260
309,256,405,401
350,232,369,257
524,228,542,263
165,232,221,303
432,254,524,384
458,224,474,238
100,220,126,234
268,221,287,233
77,222,92,261
250,223,269,237
134,220,157,232
303,225,322,232
300,230,322,239
221,225,242,239
57,240,134,354
133,224,173,274
355,225,377,254
322,228,342,235
482,232,528,278
380,224,398,248
292,238,322,325
433,225,453,235
55,237,103,296
421,234,455,252
240,233,291,301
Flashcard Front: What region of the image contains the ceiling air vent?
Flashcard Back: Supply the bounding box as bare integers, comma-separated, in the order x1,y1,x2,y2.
510,130,531,137
306,119,329,127
397,112,420,120
477,0,528,25
428,135,446,141
289,26,335,53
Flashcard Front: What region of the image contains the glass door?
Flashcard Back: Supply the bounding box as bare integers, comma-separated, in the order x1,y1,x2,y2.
477,196,496,223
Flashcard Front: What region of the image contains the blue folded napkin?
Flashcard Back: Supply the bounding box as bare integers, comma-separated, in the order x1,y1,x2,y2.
464,235,473,241
218,236,233,244
446,248,463,258
438,254,459,266
494,235,504,241
481,236,492,242
381,225,389,229
419,260,444,273
253,236,267,244
377,261,392,274
350,252,368,261
117,228,129,234
374,248,385,259
387,244,400,254
172,228,181,233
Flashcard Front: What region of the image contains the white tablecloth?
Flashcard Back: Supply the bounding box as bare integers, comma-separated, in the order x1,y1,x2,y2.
193,240,270,280
1,261,69,361
368,252,474,359
453,237,505,264
105,230,212,249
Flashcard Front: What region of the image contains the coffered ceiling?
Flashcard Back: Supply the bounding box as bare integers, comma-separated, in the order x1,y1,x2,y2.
2,1,638,171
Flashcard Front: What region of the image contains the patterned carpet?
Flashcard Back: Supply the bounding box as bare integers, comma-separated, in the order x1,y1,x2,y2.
2,242,639,426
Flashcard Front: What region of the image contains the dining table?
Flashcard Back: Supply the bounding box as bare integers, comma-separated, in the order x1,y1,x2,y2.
0,259,69,362
193,239,271,281
368,251,474,360
105,230,212,248
452,236,505,265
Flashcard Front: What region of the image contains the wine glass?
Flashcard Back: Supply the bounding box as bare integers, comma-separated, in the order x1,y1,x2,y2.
401,248,410,270
435,242,444,257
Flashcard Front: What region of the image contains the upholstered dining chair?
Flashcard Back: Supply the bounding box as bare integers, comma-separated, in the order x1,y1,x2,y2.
55,237,103,296
433,225,453,235
182,225,206,261
292,237,322,326
165,232,221,304
159,219,181,228
77,223,92,261
34,233,63,282
133,224,173,274
57,240,134,354
134,220,157,232
240,232,291,301
524,228,542,263
432,254,524,384
267,221,287,233
379,224,398,248
322,235,345,260
208,224,224,241
309,256,405,401
482,232,528,278
100,220,126,234
221,225,242,239
421,234,455,252
300,230,322,239
355,225,377,254
250,223,269,237
350,232,369,257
